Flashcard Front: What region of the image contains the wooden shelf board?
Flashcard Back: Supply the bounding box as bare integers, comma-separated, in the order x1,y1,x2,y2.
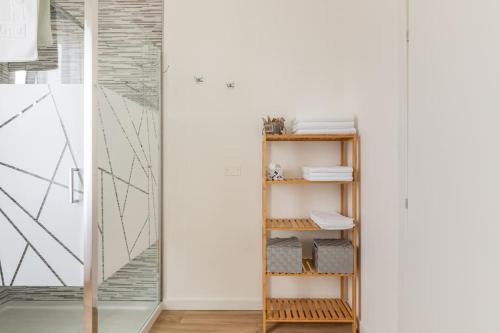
267,178,353,185
268,259,354,277
267,218,320,230
265,134,356,142
266,298,354,323
266,218,357,231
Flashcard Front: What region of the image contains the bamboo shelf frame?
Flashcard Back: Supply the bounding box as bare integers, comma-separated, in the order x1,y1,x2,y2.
262,133,359,333
265,133,356,142
266,218,357,231
267,259,354,277
267,218,320,230
266,298,354,323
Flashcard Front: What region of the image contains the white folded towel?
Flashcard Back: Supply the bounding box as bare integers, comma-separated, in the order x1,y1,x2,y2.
304,172,352,178
293,128,357,135
0,0,39,62
293,121,355,131
294,116,354,123
310,210,354,230
304,174,353,181
303,166,353,174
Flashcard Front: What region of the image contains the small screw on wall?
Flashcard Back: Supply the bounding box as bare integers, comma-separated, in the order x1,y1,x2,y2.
194,76,205,84
226,82,235,89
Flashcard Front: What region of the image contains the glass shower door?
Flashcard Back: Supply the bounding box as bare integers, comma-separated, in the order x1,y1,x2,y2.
0,1,86,331
94,0,163,331
0,0,163,330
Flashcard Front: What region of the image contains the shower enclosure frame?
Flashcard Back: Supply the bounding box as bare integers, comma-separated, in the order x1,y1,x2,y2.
82,0,164,331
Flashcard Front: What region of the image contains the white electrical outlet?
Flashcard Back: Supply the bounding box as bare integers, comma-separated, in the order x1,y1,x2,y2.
224,166,242,176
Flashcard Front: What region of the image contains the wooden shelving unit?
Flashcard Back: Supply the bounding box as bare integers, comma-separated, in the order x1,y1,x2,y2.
262,133,359,333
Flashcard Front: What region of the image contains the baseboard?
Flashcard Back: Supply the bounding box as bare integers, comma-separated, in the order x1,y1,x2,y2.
163,297,261,310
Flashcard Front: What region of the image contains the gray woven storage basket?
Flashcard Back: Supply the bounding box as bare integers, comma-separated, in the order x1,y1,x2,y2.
266,237,302,273
313,239,353,273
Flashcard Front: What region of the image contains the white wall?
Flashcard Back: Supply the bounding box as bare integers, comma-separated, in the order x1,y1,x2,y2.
163,0,349,310
163,4,404,333
342,1,405,333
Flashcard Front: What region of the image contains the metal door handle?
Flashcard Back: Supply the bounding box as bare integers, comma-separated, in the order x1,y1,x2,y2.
69,168,80,203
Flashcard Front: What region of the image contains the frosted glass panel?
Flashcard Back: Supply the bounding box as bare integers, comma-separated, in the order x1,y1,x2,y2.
96,0,162,330
0,84,84,287
0,1,85,331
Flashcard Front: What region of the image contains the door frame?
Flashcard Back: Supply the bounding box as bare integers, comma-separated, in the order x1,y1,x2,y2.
83,0,98,331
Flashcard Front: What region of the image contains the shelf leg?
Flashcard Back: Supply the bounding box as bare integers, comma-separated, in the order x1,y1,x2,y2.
262,136,268,333
340,141,348,301
351,136,359,333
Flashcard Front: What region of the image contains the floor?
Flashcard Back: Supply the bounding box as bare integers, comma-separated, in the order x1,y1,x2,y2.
0,301,157,333
150,311,352,333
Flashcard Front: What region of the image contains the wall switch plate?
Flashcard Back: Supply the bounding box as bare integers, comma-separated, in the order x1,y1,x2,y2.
224,166,242,176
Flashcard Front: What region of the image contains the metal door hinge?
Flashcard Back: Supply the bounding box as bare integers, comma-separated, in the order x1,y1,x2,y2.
406,29,410,43
405,198,408,209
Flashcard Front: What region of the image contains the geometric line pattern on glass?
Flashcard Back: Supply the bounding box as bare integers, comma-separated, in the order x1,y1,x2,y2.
97,86,159,283
10,243,29,286
98,167,147,194
101,88,149,175
98,106,131,260
0,208,66,286
0,259,4,286
0,187,83,265
122,94,151,172
48,85,83,185
0,160,80,192
129,216,149,256
0,86,83,286
121,156,135,217
0,92,50,129
36,143,68,221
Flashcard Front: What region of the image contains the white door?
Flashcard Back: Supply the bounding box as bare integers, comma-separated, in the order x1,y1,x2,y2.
403,1,500,332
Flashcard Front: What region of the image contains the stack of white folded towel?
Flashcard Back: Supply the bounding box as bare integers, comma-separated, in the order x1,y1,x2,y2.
292,116,356,134
310,210,354,230
303,166,353,181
